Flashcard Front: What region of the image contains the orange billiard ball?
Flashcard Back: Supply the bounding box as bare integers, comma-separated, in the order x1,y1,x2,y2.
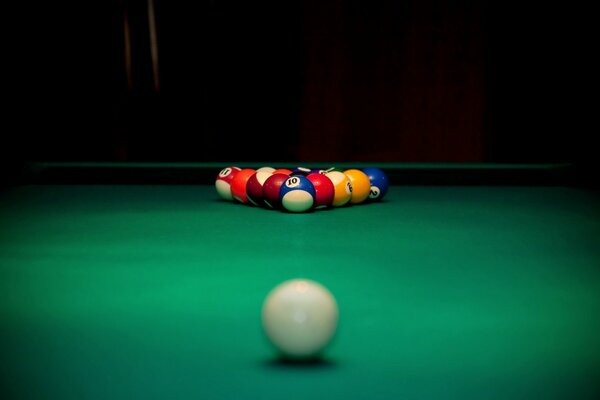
230,168,257,204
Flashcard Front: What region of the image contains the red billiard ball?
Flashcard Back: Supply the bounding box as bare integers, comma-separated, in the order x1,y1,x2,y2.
246,169,274,206
307,173,335,209
262,173,290,209
230,168,256,204
215,166,241,201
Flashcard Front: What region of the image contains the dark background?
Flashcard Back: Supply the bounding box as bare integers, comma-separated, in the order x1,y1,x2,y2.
3,1,595,176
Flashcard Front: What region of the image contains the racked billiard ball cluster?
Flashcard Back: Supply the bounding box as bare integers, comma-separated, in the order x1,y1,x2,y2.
215,166,389,213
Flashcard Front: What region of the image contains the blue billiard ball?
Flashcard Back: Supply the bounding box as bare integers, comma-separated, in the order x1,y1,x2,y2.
361,167,389,201
279,176,316,212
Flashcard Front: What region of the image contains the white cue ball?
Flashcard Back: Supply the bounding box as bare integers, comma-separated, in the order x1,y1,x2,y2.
261,279,339,360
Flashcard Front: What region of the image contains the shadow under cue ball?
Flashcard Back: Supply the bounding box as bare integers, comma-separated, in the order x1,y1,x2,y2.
262,279,339,360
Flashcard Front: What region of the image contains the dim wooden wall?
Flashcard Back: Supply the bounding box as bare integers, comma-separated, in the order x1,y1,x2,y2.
4,1,590,167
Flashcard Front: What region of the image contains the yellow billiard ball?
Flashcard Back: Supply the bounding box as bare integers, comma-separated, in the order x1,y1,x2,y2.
343,169,371,204
323,171,352,207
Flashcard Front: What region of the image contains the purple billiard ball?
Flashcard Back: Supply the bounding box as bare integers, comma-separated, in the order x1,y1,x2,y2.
290,167,313,177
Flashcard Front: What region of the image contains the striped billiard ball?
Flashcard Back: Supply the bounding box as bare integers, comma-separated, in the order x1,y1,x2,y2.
279,176,316,213
215,166,241,201
246,168,274,206
256,166,276,174
324,170,352,207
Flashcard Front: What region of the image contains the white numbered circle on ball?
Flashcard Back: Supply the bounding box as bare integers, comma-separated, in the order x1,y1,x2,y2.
285,177,301,188
369,186,381,198
346,181,353,194
219,168,232,177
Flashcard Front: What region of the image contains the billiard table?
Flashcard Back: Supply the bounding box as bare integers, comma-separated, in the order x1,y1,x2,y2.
1,162,599,399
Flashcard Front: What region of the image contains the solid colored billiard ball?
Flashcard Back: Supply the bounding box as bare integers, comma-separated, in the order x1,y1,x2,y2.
324,171,352,207
362,167,389,201
246,169,274,206
290,167,313,177
307,173,335,209
272,168,293,175
279,176,316,213
262,173,290,209
215,166,241,201
343,169,371,204
320,167,343,174
230,168,256,204
262,279,339,360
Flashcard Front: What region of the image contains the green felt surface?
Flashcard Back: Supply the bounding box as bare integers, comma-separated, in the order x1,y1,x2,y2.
1,184,600,399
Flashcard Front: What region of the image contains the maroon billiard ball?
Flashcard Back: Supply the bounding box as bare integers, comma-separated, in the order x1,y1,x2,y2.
262,173,291,209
